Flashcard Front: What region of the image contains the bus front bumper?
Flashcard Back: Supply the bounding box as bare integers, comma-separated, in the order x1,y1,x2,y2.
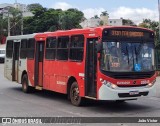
98,84,156,100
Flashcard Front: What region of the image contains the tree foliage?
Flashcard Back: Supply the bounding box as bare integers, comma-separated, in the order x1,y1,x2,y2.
27,3,43,12
23,5,84,34
0,7,22,36
122,19,135,26
138,19,159,45
101,11,109,16
0,4,84,36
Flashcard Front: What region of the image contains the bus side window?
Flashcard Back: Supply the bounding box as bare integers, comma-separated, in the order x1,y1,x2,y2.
56,36,69,61
45,37,57,60
69,35,84,61
20,39,27,59
27,38,35,59
6,40,13,58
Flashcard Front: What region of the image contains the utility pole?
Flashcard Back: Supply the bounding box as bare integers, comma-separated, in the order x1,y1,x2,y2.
21,12,23,35
7,10,10,36
158,0,160,42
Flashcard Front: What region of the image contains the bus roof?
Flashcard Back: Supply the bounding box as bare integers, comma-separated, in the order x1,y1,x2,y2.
6,26,154,41
6,33,37,40
94,26,154,32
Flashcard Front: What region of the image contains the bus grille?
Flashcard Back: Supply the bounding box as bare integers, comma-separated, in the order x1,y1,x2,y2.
118,92,149,98
111,72,155,79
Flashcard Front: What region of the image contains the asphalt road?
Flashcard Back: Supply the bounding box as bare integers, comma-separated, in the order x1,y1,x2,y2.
0,64,160,126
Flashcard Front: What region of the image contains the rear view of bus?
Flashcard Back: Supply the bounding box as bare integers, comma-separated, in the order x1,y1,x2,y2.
97,27,156,101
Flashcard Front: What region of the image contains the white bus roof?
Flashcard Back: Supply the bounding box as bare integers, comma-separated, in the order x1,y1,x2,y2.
6,33,37,41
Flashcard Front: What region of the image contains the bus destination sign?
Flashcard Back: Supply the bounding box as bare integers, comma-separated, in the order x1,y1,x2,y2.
111,30,144,37
103,29,154,41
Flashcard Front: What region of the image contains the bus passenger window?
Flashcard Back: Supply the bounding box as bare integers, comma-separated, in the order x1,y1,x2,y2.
45,37,56,60
56,36,69,61
69,35,84,61
27,38,35,59
6,40,13,58
20,39,27,59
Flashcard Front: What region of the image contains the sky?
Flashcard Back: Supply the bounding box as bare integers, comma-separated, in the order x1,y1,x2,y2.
0,0,159,24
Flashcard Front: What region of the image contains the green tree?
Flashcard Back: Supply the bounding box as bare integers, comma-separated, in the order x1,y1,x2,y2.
94,15,99,19
8,7,22,35
138,19,159,45
24,6,84,33
99,20,104,26
101,11,109,17
27,3,43,12
60,8,84,30
122,19,135,26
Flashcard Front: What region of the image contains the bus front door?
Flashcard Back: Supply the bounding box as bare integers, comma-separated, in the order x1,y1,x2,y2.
35,41,44,88
85,38,98,98
12,42,20,82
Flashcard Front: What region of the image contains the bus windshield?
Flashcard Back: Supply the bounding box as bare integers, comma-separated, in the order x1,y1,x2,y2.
100,41,155,72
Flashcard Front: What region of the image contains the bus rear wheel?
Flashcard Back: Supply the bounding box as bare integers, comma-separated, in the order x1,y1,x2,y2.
22,74,31,93
70,82,84,106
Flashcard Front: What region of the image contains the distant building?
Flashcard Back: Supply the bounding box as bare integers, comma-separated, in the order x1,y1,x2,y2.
0,3,13,8
0,3,33,17
108,19,123,26
80,17,135,28
14,3,28,12
80,18,101,28
100,15,109,25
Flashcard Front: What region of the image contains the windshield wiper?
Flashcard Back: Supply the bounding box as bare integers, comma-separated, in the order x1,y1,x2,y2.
126,46,129,64
135,44,142,64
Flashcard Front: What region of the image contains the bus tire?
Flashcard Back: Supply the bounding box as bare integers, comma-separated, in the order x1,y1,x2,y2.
22,74,31,93
70,82,84,106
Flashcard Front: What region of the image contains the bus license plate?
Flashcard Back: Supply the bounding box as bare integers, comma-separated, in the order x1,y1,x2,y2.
129,91,139,96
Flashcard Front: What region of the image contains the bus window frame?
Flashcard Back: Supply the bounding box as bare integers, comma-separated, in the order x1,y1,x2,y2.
20,39,28,59
69,34,84,62
6,40,13,59
27,38,35,60
45,37,57,61
56,36,69,61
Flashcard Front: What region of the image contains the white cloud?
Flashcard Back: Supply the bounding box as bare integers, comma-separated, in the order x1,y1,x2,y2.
110,7,158,24
52,2,73,10
52,2,158,24
82,8,105,19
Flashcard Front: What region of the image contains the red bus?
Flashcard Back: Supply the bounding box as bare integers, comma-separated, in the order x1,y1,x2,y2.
4,26,156,106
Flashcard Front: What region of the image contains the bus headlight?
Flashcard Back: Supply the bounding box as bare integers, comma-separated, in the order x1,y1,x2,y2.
111,84,118,89
147,79,156,88
101,80,118,89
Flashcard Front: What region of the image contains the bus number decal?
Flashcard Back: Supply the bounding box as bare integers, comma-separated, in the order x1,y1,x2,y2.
57,81,66,85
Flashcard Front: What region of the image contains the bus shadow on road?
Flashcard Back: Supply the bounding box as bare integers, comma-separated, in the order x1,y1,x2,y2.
10,87,153,113
83,100,152,114
10,86,70,103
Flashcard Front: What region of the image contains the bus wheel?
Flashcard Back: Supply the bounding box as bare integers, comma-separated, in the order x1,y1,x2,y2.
70,82,84,106
22,74,31,93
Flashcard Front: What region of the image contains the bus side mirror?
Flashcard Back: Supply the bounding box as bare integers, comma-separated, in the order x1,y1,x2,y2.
96,43,102,53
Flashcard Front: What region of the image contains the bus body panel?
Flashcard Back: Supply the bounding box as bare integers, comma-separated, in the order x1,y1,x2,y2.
43,58,85,95
98,83,156,100
97,72,157,100
4,39,13,81
5,34,36,83
4,58,13,81
27,59,35,86
18,59,27,84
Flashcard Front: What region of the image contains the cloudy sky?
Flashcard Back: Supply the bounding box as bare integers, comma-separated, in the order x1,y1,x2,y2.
0,0,159,24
